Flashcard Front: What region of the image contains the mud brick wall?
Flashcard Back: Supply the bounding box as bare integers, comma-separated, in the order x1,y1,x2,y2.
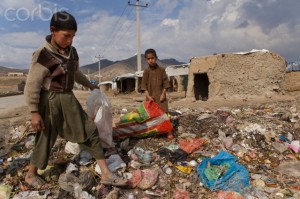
283,71,300,92
187,52,287,100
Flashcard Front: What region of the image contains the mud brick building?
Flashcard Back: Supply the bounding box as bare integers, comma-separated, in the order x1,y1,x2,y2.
186,50,287,100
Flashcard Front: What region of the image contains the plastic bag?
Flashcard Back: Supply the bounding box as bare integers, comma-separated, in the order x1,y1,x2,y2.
218,190,244,199
86,89,114,148
197,150,249,193
113,100,173,140
106,154,126,172
173,187,190,199
178,138,207,154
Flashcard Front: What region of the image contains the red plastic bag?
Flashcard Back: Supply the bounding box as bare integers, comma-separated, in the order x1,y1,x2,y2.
128,169,159,190
173,187,190,199
218,190,244,199
178,138,207,154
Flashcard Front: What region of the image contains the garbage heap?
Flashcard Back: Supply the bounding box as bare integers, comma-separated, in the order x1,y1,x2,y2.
0,101,300,199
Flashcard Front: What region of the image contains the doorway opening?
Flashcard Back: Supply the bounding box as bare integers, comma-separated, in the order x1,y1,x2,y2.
117,78,135,93
194,73,209,101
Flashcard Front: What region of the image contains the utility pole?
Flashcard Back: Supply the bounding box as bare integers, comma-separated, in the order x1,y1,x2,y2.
95,54,104,84
128,0,148,93
128,0,148,72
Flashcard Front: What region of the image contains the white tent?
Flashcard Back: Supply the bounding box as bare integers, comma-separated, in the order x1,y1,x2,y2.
98,81,116,90
112,73,135,82
165,64,189,77
133,64,190,78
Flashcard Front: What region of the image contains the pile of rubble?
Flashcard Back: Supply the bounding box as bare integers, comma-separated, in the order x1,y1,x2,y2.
0,101,300,199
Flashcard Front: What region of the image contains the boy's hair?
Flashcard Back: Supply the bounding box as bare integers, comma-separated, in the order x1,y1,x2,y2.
144,48,157,58
50,11,77,31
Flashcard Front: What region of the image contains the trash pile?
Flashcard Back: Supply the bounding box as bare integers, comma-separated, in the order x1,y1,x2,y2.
1,100,300,199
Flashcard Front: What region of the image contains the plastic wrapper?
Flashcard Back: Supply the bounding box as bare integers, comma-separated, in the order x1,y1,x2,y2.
113,100,173,140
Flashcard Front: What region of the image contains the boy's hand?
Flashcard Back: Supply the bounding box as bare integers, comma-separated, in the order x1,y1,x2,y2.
89,84,99,91
160,94,166,102
145,91,154,101
146,95,154,101
160,88,167,102
31,112,45,132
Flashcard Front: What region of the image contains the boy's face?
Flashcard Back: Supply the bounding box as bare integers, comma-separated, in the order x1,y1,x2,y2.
51,28,76,49
145,53,157,67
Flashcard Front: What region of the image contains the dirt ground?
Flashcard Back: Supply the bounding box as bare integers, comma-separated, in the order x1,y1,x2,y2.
1,89,300,141
76,90,300,113
1,83,300,198
1,84,299,156
1,75,299,125
0,76,26,92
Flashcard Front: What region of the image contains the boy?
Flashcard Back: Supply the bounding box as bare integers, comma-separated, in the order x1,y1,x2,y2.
141,49,170,112
24,11,127,188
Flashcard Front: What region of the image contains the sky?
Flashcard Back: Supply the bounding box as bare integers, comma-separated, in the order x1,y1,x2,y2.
0,0,299,69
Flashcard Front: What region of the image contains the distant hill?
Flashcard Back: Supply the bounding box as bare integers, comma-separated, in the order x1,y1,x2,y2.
0,55,186,80
80,54,186,81
80,54,186,74
99,62,136,81
80,59,115,74
0,66,28,76
160,58,185,66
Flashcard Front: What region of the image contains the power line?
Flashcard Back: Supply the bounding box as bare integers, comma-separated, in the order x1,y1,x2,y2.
117,15,136,44
101,6,134,55
145,0,158,8
104,9,136,53
107,5,128,37
101,4,128,52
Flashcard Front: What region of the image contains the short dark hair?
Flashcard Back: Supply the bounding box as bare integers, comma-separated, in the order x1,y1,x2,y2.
144,48,157,58
50,11,77,31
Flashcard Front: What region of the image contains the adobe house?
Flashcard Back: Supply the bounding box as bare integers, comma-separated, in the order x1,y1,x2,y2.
165,64,189,92
283,71,300,92
186,50,287,100
113,73,136,93
8,72,24,77
99,81,116,92
134,64,190,93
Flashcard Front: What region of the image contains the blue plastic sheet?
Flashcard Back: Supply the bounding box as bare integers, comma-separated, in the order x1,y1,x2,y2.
197,150,249,193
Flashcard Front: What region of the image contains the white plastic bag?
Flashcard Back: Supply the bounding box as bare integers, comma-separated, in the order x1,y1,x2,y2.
65,141,81,155
86,89,114,148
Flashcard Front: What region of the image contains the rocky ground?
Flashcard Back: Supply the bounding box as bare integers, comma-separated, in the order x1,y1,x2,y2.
0,90,300,199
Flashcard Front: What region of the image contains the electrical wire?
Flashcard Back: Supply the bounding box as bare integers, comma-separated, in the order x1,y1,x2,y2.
101,6,134,55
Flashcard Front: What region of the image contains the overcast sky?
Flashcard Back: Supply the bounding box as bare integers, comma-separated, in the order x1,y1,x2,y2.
0,0,299,69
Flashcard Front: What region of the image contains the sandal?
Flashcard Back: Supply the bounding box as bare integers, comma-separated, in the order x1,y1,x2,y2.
101,175,128,186
25,175,46,189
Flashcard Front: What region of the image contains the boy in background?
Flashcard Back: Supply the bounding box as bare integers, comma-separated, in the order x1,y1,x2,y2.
141,48,170,113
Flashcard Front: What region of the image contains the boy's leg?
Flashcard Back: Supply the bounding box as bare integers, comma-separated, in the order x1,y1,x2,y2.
25,163,45,189
25,128,58,188
79,130,127,186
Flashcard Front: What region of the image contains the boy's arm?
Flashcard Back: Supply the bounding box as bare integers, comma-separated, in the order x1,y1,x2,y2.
141,69,154,101
160,69,169,102
24,50,49,112
24,50,49,131
160,88,167,102
162,68,170,90
75,70,99,90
